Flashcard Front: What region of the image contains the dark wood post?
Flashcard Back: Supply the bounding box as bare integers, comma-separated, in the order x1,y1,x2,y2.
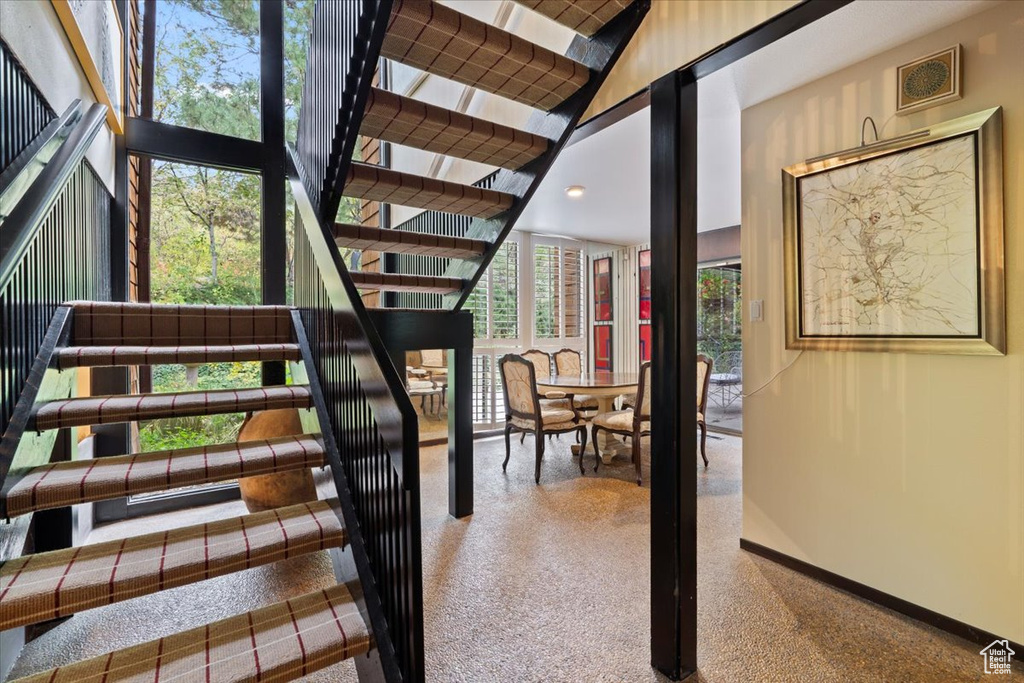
448,341,473,518
261,0,287,386
649,69,698,680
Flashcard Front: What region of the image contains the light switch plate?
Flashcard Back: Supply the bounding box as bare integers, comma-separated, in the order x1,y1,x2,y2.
750,299,764,322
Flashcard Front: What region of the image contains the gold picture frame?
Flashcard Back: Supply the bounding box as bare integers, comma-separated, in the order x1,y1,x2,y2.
896,44,962,116
782,107,1004,355
51,0,124,134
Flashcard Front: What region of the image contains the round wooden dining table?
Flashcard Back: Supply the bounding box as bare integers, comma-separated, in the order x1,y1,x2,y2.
536,371,638,464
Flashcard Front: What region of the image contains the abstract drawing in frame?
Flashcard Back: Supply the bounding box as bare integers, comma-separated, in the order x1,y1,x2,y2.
639,323,651,362
782,108,1004,355
594,325,612,371
52,0,124,133
639,249,651,320
593,257,612,322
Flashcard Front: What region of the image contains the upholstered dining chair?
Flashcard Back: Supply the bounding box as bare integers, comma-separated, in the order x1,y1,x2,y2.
519,349,569,441
591,361,651,486
553,348,599,413
696,354,713,466
500,354,587,483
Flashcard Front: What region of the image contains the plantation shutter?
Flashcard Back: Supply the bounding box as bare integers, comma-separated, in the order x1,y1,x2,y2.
534,244,561,339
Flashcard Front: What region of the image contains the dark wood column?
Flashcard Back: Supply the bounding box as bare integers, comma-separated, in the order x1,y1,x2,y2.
649,69,698,680
260,0,287,386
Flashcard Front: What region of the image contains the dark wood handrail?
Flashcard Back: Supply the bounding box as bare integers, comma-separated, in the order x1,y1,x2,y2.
0,101,81,215
288,147,419,487
0,102,107,288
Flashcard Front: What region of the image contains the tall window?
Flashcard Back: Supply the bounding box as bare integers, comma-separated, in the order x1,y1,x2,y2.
149,1,262,140
466,241,519,341
533,241,584,343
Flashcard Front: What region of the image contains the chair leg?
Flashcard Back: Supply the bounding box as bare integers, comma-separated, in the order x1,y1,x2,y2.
535,430,544,484
699,422,709,467
578,427,588,475
633,430,641,486
503,424,512,472
520,431,526,444
591,424,601,472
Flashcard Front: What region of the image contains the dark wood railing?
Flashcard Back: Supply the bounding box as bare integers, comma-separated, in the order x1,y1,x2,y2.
0,101,110,478
290,151,423,682
292,2,421,680
1,38,55,174
295,0,392,224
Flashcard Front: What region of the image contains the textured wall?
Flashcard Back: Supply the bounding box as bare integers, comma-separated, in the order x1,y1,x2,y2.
741,2,1024,643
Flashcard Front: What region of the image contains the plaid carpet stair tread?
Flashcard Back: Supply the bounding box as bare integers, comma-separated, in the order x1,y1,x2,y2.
68,302,294,346
516,0,633,37
349,271,464,294
3,434,325,517
56,344,302,369
344,162,514,219
9,582,370,683
0,500,345,631
333,221,488,259
361,87,550,170
31,386,313,431
382,0,589,111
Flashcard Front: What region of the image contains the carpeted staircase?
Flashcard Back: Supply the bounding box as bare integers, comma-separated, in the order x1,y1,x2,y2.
1,303,370,682
330,0,642,305
0,0,646,680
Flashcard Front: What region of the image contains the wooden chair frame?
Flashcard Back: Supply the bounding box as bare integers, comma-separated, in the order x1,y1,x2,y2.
591,361,650,485
697,354,713,466
499,354,587,483
553,348,599,419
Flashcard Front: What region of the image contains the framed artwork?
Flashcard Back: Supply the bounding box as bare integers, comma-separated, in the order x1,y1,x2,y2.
782,108,1004,355
593,257,612,322
638,249,651,320
639,323,651,362
897,45,961,116
52,0,124,133
594,325,612,371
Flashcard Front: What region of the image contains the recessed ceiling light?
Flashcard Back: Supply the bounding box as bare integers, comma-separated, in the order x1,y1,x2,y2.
564,185,586,198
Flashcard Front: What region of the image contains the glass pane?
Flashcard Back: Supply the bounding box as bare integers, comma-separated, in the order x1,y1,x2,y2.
141,158,264,452
491,242,519,339
564,247,583,338
152,0,261,140
534,245,561,339
697,264,743,433
150,160,261,305
284,0,317,143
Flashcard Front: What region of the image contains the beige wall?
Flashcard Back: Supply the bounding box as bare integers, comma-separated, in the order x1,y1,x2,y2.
741,2,1024,643
585,0,799,119
0,0,116,191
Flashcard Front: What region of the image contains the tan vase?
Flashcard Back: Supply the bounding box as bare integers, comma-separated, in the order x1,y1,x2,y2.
236,408,318,513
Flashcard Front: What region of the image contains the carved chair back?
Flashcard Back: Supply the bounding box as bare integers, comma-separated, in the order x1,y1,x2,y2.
521,349,552,380
554,348,583,376
500,354,541,422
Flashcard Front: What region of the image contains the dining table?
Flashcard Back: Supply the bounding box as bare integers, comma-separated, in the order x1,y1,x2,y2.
536,371,639,464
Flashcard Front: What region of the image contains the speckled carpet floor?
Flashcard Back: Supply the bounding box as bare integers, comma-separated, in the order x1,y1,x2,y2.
9,433,1020,681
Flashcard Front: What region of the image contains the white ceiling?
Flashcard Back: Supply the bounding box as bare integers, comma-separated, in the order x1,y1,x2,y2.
515,106,650,246
515,0,1000,246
